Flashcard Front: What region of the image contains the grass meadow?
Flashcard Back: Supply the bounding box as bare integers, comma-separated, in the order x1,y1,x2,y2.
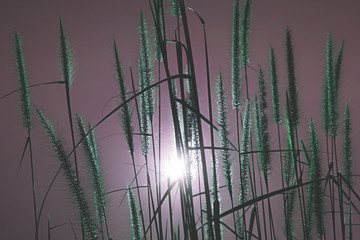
1,0,360,239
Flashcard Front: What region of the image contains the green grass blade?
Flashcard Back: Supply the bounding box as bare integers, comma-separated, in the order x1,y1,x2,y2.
16,136,30,176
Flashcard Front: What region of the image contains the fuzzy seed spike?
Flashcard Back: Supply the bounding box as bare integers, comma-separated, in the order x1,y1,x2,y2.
216,71,233,199
240,0,252,67
14,31,32,131
239,100,251,204
36,108,98,239
343,103,352,188
269,46,281,124
231,0,242,110
309,119,324,238
286,28,299,126
256,67,271,180
326,33,339,137
127,185,143,240
138,55,150,156
59,19,75,90
114,40,135,157
139,10,155,119
75,114,106,223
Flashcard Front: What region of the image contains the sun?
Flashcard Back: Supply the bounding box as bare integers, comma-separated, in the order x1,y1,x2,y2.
164,152,196,181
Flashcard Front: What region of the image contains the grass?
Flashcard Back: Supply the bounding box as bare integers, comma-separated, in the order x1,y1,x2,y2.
5,0,358,239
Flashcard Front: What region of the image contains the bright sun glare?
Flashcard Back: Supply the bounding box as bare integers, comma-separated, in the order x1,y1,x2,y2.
164,153,196,181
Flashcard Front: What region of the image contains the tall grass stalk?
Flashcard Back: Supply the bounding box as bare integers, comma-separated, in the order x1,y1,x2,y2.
115,41,147,239
139,12,163,237
177,0,215,238
14,31,38,240
285,29,309,238
254,66,276,240
153,5,165,239
216,71,238,237
195,10,221,238
58,19,87,239
269,45,287,240
58,19,80,178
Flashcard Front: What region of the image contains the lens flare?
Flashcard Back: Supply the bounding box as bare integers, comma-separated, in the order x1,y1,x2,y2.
164,153,196,181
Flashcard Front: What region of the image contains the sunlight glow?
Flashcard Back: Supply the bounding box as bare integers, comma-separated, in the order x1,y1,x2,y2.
164,153,196,181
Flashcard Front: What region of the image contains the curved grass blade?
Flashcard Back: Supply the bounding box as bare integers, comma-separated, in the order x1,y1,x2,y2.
1,81,64,100
16,136,29,176
14,31,39,240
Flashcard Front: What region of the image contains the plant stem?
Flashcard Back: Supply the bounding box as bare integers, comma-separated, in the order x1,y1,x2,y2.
28,130,39,240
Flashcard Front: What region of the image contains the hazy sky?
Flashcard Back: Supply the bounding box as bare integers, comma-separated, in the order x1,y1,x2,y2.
1,0,360,239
